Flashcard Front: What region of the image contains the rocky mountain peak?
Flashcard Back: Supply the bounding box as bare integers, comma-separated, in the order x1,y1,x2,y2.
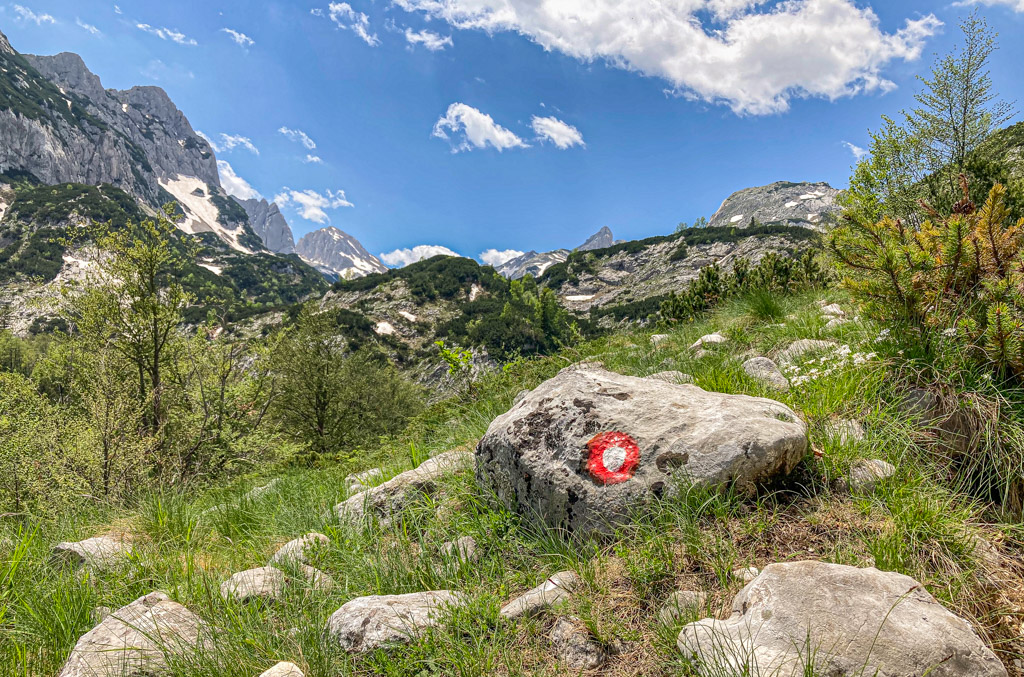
294,227,386,280
236,197,295,254
23,51,106,102
708,181,841,230
0,30,14,57
577,226,615,251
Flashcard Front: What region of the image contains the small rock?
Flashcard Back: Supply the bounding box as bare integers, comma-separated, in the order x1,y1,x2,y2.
345,469,383,493
824,418,865,444
550,616,607,670
658,590,707,626
268,532,329,567
689,332,728,351
500,570,581,620
647,370,694,385
742,357,790,391
220,567,287,603
692,348,711,359
825,316,849,330
52,536,132,570
441,536,478,563
258,662,305,677
776,339,837,364
58,592,204,677
732,566,759,584
821,304,845,317
323,591,468,653
650,334,670,348
837,459,895,494
297,565,335,593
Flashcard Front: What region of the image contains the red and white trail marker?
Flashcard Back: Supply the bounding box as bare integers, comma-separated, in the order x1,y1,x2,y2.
586,431,640,485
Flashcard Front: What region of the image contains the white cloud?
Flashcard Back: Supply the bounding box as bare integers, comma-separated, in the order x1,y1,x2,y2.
278,126,317,150
432,103,527,152
531,115,584,149
405,28,452,51
114,5,122,14
319,2,380,46
218,133,259,155
379,245,462,267
479,248,524,267
304,154,324,164
843,141,867,160
956,0,1024,11
136,23,197,46
395,0,941,115
76,18,101,35
13,4,55,24
217,160,261,200
274,188,353,223
221,28,254,47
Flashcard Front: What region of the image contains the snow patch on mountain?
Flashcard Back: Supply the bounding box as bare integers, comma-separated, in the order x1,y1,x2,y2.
160,175,256,254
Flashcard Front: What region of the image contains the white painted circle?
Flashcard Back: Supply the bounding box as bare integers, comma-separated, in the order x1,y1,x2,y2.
602,446,628,473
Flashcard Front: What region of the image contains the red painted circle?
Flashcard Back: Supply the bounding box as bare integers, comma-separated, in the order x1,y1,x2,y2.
587,431,640,485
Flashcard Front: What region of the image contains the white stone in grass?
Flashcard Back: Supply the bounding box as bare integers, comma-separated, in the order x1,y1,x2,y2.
742,357,790,391
678,561,1007,677
345,468,383,493
732,566,759,584
220,567,287,603
689,333,728,351
259,662,305,677
837,459,895,494
824,316,848,330
297,565,335,593
658,590,708,626
268,532,329,567
650,334,670,348
776,339,837,364
441,535,478,563
323,591,468,653
550,616,607,670
58,591,204,677
500,570,581,620
52,535,132,570
821,303,846,317
647,370,694,385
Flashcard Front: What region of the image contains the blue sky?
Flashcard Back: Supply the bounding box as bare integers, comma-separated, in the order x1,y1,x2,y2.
3,1,1024,267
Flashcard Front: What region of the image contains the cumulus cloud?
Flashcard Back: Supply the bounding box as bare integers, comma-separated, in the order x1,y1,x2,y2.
278,126,317,150
221,28,254,47
479,248,524,267
317,2,380,46
218,134,259,155
217,160,261,200
843,141,867,160
304,154,324,164
531,115,584,149
405,28,453,50
432,103,527,152
274,188,353,224
137,23,197,46
395,0,941,115
13,4,55,24
379,245,462,267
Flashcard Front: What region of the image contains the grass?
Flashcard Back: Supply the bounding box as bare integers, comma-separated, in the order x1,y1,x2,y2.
1,290,1023,676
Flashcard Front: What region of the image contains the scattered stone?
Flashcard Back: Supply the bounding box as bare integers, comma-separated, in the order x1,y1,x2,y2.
689,332,728,351
678,561,1007,677
258,662,305,677
296,565,335,593
440,536,478,563
500,570,581,620
550,616,607,670
836,459,895,494
477,367,807,535
513,389,531,405
731,566,759,584
824,316,848,330
345,469,383,493
776,339,837,364
268,532,329,567
323,591,468,653
334,450,473,525
647,370,694,384
820,303,845,317
823,418,865,444
742,357,790,391
658,590,707,626
692,348,711,359
650,334,670,349
220,567,287,603
52,535,132,570
58,591,203,677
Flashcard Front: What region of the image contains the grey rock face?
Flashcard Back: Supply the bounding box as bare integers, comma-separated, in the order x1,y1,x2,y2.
221,567,287,603
742,357,790,391
678,561,1006,677
52,536,132,570
323,591,467,653
549,617,607,670
334,450,473,525
496,249,569,279
476,368,807,535
500,570,581,620
58,591,204,677
708,181,841,230
577,226,615,251
268,533,329,567
236,198,295,254
294,226,386,280
258,662,305,677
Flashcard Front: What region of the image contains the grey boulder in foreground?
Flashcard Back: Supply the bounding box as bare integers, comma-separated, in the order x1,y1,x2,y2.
476,367,807,535
678,560,1006,677
323,591,468,653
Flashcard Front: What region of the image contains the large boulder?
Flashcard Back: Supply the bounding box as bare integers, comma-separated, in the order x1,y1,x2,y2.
476,368,807,534
678,561,1006,677
58,591,204,677
323,591,467,653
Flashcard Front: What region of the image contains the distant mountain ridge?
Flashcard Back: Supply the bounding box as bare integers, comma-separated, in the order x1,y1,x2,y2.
294,227,387,280
235,198,295,254
496,226,620,279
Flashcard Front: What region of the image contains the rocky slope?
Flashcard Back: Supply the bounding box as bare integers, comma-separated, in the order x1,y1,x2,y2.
294,227,386,280
236,198,295,254
708,181,841,230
